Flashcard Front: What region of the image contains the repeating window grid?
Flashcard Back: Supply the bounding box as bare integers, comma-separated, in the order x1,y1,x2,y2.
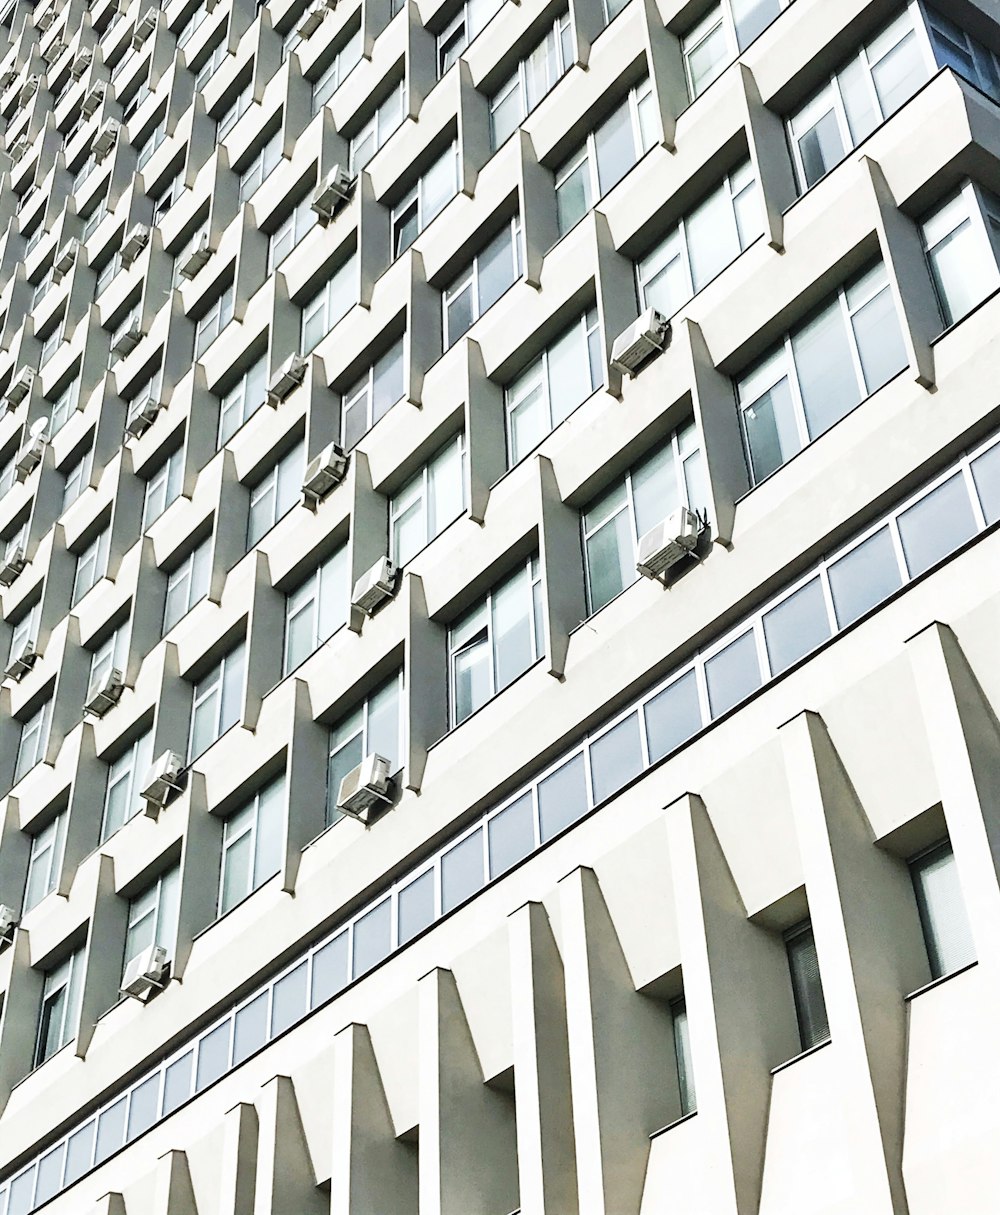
267,194,319,274
72,529,110,605
163,539,212,633
488,11,572,149
219,779,283,916
152,173,182,224
7,406,1000,1208
0,451,17,499
926,6,1000,102
15,698,53,783
176,0,208,50
49,378,81,435
247,441,305,547
193,34,227,92
34,949,83,1068
23,810,65,911
681,4,737,100
9,601,39,665
124,867,179,971
194,284,235,358
301,255,357,354
95,251,124,300
30,269,54,312
82,198,109,243
283,547,349,676
136,120,166,171
218,357,267,446
88,627,124,694
142,448,184,531
217,84,252,140
340,340,405,451
39,317,66,368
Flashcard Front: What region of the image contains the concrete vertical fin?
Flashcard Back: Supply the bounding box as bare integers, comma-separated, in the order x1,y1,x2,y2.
738,63,796,252
89,1194,127,1215
218,1102,258,1215
332,1021,419,1215
508,900,579,1215
152,1149,199,1215
418,967,520,1215
536,453,586,679
254,1074,326,1215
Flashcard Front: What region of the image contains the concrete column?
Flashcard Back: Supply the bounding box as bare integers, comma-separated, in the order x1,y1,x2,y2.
283,678,327,890
0,795,28,914
108,449,144,581
640,0,685,151
0,927,41,1111
517,130,558,290
49,617,90,764
592,209,636,401
404,571,446,792
89,1194,127,1215
404,1,437,116
418,967,520,1215
214,451,250,601
464,338,506,524
173,772,222,979
406,250,439,408
64,726,104,887
358,170,391,308
243,549,282,731
739,63,796,253
780,710,926,1215
218,1102,258,1215
568,0,602,67
347,450,388,633
150,642,193,765
254,1074,326,1215
558,866,672,1215
507,900,579,1215
458,59,491,194
130,538,165,680
152,1149,199,1215
77,852,127,1055
332,1022,419,1215
535,453,586,679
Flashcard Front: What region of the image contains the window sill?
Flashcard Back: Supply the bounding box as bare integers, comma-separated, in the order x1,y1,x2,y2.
648,1109,697,1140
769,1036,831,1075
904,959,977,1002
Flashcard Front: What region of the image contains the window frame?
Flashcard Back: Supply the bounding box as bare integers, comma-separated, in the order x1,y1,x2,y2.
101,730,155,842
442,215,522,349
246,440,306,548
282,545,350,676
163,538,212,633
24,809,67,910
326,672,404,827
35,949,84,1068
124,865,181,975
389,432,467,567
390,142,459,258
188,641,246,761
218,778,285,916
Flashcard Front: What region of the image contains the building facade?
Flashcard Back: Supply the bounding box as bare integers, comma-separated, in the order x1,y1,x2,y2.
0,0,999,1210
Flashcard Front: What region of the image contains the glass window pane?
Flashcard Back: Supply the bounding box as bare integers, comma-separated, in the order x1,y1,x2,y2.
556,156,591,233
367,678,401,770
671,999,697,1115
897,474,977,579
838,55,879,145
797,105,844,188
233,992,269,1064
428,438,465,537
493,567,533,691
705,631,761,718
252,781,285,890
353,899,392,978
686,20,728,98
786,924,830,1050
126,1075,160,1141
586,511,633,613
632,445,681,537
594,99,636,195
644,670,702,763
488,791,535,878
441,829,485,913
547,321,591,425
312,931,349,1004
221,831,252,914
94,1098,127,1164
743,376,799,483
791,299,860,439
731,0,780,49
971,442,1000,524
446,282,474,347
851,287,907,394
911,843,976,979
454,634,490,723
271,963,308,1036
34,1145,64,1204
538,753,589,843
589,712,642,804
328,734,364,822
195,1021,231,1091
64,1121,95,1184
422,147,456,225
162,1052,193,1115
478,223,516,313
7,1170,36,1215
398,870,436,944
686,181,741,292
762,578,832,676
828,528,903,628
508,376,547,464
870,29,925,118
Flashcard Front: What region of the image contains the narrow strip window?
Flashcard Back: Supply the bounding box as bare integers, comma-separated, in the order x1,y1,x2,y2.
327,674,403,826
489,11,572,149
391,143,459,257
390,433,466,567
921,181,1000,327
246,440,306,547
283,545,349,674
219,779,285,915
785,920,830,1052
35,950,84,1066
341,339,405,450
910,840,977,980
349,81,405,174
189,642,245,760
443,216,521,349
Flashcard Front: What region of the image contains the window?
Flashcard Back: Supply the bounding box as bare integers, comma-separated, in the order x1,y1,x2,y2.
35,950,84,1066
216,84,252,139
8,600,39,667
39,316,66,368
218,357,267,446
489,12,572,149
555,79,656,234
152,172,183,224
449,556,543,725
391,143,459,257
219,778,284,915
738,261,907,484
247,440,305,547
671,997,696,1116
49,377,81,435
921,181,1000,327
436,0,504,77
926,7,1000,104
301,255,357,353
142,448,184,530
505,308,602,465
341,339,405,450
582,422,707,614
194,284,234,357
267,193,319,273
136,120,166,171
910,841,976,980
785,921,830,1052
72,528,111,604
30,268,54,311
283,545,349,675
88,627,127,696
16,698,53,782
102,731,155,841
788,10,928,192
443,217,521,348
238,131,282,204
327,674,403,826
310,29,362,113
189,641,245,759
637,161,762,315
24,810,67,910
61,446,93,512
390,433,466,566
681,0,787,100
193,32,227,91
83,194,110,240
176,0,208,49
349,81,405,173
163,538,212,632
124,867,180,976
0,449,17,498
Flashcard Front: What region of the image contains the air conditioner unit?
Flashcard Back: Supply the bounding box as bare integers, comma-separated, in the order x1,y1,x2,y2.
297,0,336,40
0,903,16,945
120,943,169,999
609,308,671,379
636,507,701,580
132,5,158,47
19,75,40,105
336,752,392,822
177,231,211,279
71,49,93,78
140,749,184,811
81,81,105,116
311,164,354,222
42,39,66,65
5,366,34,407
351,556,397,617
301,442,347,508
120,223,150,266
93,118,120,160
8,137,28,163
111,318,142,359
0,547,25,586
4,638,38,681
266,353,307,405
15,435,45,480
125,392,161,439
37,8,56,29
53,237,79,278
84,667,124,717
0,70,16,90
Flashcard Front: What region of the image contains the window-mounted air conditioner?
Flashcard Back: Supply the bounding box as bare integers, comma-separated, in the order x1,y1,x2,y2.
0,546,26,586
351,556,397,617
311,164,354,222
302,441,347,508
84,667,124,717
5,366,35,408
5,639,38,681
15,435,46,480
71,49,93,79
42,39,66,66
37,8,56,30
53,237,80,278
266,353,307,405
636,507,701,580
19,75,40,105
120,223,150,266
336,752,392,822
125,392,161,439
132,5,158,48
609,307,670,379
8,137,28,163
0,70,16,91
93,118,120,160
111,317,142,359
81,80,106,117
140,749,184,812
0,903,17,945
120,943,169,999
297,0,337,40
177,231,212,280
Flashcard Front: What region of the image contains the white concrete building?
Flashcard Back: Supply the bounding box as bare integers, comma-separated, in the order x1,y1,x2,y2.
0,0,999,1210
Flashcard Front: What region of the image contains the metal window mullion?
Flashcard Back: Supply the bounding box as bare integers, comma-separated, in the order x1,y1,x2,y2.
782,334,811,447
961,460,988,532
967,181,1000,289
838,283,869,400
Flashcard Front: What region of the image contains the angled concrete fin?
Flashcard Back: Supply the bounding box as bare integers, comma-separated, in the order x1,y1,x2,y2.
254,1074,326,1215
90,1193,127,1215
218,1102,258,1215
153,1149,199,1215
